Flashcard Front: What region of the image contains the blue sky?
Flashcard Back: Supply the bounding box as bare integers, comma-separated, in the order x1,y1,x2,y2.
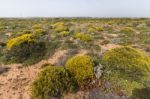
0,0,150,17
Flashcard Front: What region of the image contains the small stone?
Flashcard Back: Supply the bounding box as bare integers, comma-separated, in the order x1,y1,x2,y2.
94,64,103,79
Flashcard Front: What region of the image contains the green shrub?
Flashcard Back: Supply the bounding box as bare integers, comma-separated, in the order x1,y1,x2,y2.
52,22,65,28
60,31,70,37
52,22,69,33
33,29,48,38
34,29,47,35
88,26,104,33
31,66,77,99
0,46,3,61
6,34,34,50
5,34,46,64
102,46,150,81
103,75,144,96
107,21,113,25
65,55,94,85
74,33,92,42
95,26,104,31
88,27,97,33
121,27,134,33
32,24,42,29
22,30,32,34
132,87,150,99
54,26,69,33
101,47,150,97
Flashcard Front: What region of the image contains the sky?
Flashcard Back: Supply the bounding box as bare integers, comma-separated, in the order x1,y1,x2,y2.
0,0,150,17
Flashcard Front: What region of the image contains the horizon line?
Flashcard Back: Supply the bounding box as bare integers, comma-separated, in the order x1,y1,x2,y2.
0,16,149,19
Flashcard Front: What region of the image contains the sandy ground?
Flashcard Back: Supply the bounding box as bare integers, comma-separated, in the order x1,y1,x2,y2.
0,45,121,99
0,50,67,99
101,44,121,50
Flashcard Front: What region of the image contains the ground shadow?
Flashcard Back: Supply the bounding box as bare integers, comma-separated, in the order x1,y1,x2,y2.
0,67,10,74
131,87,150,99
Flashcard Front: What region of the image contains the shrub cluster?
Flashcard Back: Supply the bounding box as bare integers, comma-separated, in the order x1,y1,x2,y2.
6,34,34,50
31,55,96,98
5,34,46,64
31,66,77,99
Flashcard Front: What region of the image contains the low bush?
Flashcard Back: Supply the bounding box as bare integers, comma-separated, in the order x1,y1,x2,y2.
95,26,104,31
0,46,3,61
101,46,150,97
74,33,92,42
54,26,69,33
102,46,150,81
33,29,49,41
121,27,134,33
88,27,97,33
65,55,94,85
31,66,77,99
22,30,32,34
52,22,65,28
107,21,113,25
60,31,70,37
6,34,34,50
34,29,47,36
32,24,42,29
88,26,104,33
5,34,46,64
52,22,69,33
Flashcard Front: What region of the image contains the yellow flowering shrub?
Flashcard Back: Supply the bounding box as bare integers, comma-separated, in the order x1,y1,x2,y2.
6,34,34,50
52,22,65,28
60,31,69,37
121,27,134,33
32,24,42,29
65,55,94,85
74,32,92,42
102,47,150,97
95,26,104,31
54,26,68,33
5,34,46,64
102,46,150,81
88,26,104,33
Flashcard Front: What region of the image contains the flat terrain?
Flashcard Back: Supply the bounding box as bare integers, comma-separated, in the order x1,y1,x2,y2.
0,18,150,99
